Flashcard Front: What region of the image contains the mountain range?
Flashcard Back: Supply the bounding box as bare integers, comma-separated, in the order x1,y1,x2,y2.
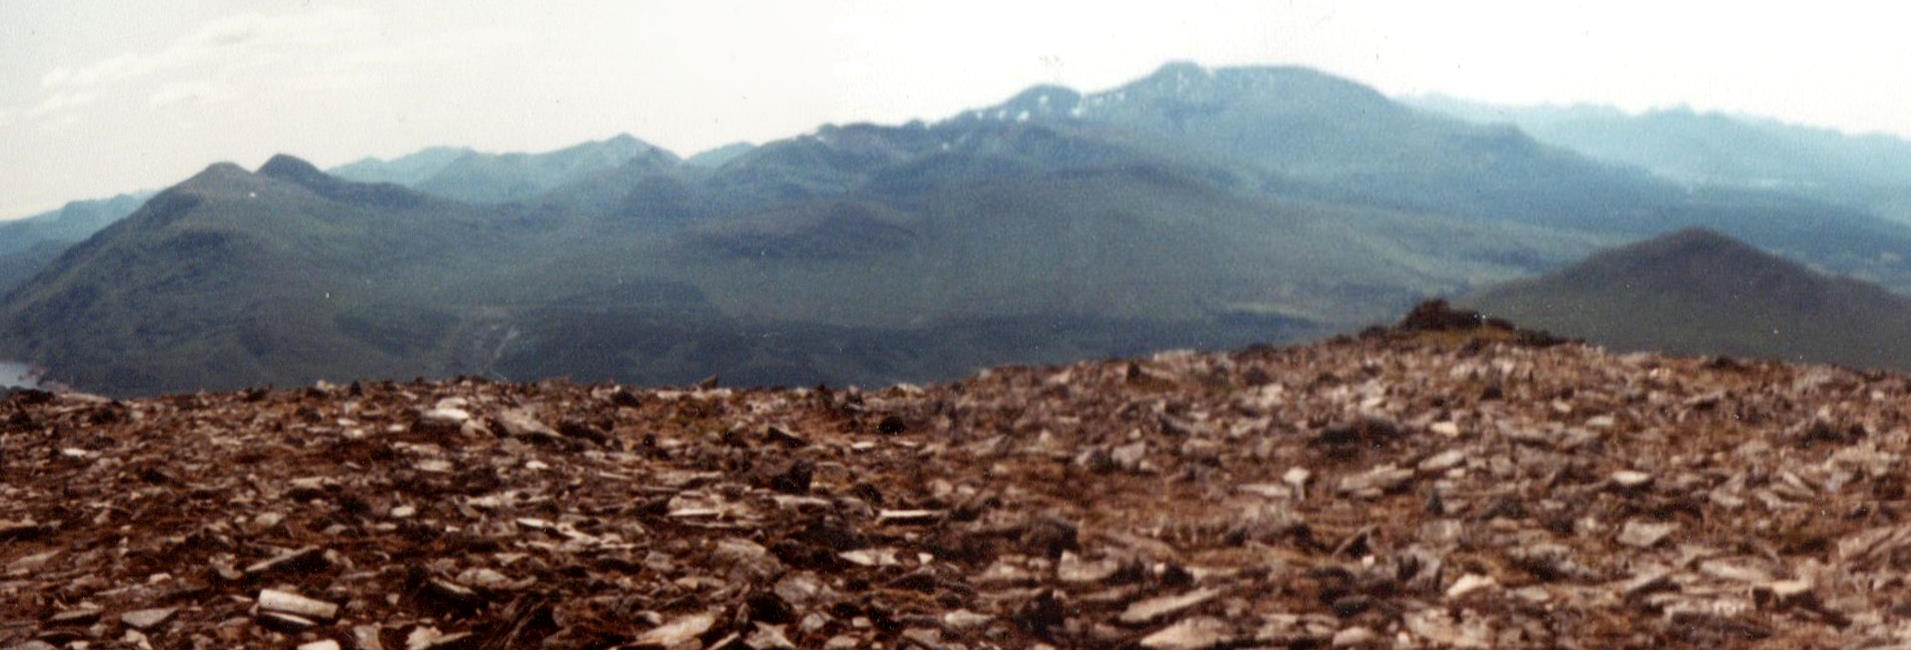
8,62,1911,396
1410,95,1911,225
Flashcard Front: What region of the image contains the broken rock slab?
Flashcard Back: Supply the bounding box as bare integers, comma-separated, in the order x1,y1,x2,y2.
1617,520,1679,549
1139,616,1233,650
1120,587,1222,626
635,611,717,648
258,589,339,621
118,607,177,631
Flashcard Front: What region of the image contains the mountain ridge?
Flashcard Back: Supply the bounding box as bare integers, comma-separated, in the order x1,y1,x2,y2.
8,62,1911,396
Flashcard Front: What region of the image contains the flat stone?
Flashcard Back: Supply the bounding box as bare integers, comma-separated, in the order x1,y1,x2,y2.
495,408,561,442
941,609,992,631
119,607,177,631
1139,616,1231,650
636,611,716,647
1336,464,1414,495
354,626,386,650
1610,470,1654,489
1698,559,1772,584
420,407,471,425
1445,573,1497,599
1331,626,1378,647
1417,449,1467,473
256,611,319,632
244,545,328,576
1620,567,1676,598
47,607,101,626
875,509,942,525
258,588,339,621
746,622,796,650
297,641,343,650
1119,587,1222,626
838,548,899,567
1617,520,1678,549
404,627,479,650
1058,551,1124,585
1237,483,1293,499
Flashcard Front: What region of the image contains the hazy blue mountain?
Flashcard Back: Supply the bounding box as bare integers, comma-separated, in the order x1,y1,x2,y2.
0,113,1602,395
12,62,1911,396
1408,94,1911,223
967,62,1911,292
683,141,756,168
1465,228,1911,371
328,146,474,187
0,192,155,291
413,133,679,204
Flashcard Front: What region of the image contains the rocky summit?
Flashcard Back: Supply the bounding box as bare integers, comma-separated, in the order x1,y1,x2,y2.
2,305,1908,649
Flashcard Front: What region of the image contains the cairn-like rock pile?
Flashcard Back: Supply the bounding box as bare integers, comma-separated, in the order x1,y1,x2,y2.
3,307,1907,648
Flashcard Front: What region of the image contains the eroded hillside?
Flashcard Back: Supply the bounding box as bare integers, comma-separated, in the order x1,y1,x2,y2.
1,306,1904,649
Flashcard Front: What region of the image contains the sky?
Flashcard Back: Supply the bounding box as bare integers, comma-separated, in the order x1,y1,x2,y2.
3,0,1910,220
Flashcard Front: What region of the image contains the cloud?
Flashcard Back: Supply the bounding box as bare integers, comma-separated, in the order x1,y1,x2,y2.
38,8,379,93
148,81,241,108
28,92,96,118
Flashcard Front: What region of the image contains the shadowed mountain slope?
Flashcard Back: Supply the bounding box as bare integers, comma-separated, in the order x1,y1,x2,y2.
1464,228,1911,370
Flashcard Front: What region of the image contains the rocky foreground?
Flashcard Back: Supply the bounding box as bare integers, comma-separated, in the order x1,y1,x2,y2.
4,306,1910,649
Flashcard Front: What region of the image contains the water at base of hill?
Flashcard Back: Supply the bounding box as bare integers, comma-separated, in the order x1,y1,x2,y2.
0,361,40,389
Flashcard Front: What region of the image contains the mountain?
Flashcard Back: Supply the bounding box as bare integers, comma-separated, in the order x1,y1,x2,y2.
12,62,1911,396
682,141,756,168
0,155,563,395
1463,228,1911,370
411,134,678,204
991,64,1911,292
328,145,475,187
0,192,154,291
1409,95,1911,224
0,117,1602,395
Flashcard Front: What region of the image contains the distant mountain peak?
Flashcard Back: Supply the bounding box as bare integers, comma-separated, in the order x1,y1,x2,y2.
1147,60,1211,80
1603,227,1779,272
254,153,427,209
257,154,325,182
183,162,254,187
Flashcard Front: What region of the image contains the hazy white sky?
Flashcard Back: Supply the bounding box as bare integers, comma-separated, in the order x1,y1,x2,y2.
4,0,1909,220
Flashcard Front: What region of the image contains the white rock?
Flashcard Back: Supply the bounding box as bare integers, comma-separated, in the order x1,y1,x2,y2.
1617,520,1679,548
1417,449,1467,473
1119,587,1221,625
636,611,716,647
258,589,338,621
1139,616,1231,650
1445,573,1497,599
1609,470,1654,489
1332,626,1378,647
